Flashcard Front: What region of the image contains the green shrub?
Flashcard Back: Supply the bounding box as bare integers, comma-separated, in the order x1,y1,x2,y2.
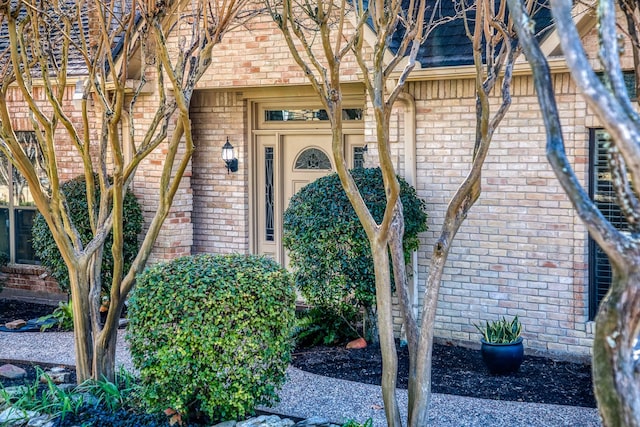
31,174,143,294
283,167,427,340
126,254,296,423
294,307,359,347
342,419,374,427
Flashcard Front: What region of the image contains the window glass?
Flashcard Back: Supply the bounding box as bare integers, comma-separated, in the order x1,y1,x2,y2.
0,156,9,206
13,165,35,207
265,108,363,122
353,146,365,169
0,208,9,261
589,129,634,318
265,147,274,242
0,131,42,264
15,209,36,264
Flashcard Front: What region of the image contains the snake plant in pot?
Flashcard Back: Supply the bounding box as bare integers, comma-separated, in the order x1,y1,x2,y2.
474,315,524,374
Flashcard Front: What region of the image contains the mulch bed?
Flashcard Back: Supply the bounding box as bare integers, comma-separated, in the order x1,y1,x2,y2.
291,340,596,408
1,298,597,408
0,299,61,325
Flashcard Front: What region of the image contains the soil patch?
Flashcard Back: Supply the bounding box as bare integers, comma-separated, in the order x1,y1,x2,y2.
292,341,596,408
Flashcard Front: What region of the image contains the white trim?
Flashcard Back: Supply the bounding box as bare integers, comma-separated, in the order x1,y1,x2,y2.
540,1,597,57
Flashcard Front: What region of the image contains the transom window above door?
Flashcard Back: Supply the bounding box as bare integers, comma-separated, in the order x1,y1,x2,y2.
264,108,363,122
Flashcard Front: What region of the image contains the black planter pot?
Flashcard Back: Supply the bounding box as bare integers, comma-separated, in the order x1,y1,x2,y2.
480,336,524,375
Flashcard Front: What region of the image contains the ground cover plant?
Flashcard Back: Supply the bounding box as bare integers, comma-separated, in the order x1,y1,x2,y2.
294,306,360,347
126,254,296,423
0,364,174,427
37,300,74,332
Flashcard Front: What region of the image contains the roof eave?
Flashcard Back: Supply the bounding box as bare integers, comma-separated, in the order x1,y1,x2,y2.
396,57,570,82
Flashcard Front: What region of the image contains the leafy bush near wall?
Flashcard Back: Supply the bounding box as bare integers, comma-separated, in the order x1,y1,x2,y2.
283,167,428,341
31,175,143,294
126,254,296,423
294,306,360,346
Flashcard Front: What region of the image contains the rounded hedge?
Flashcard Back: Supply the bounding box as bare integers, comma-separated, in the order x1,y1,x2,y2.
283,167,428,334
32,175,143,294
126,254,296,423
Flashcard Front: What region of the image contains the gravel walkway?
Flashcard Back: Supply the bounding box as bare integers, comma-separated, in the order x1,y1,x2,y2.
0,330,602,426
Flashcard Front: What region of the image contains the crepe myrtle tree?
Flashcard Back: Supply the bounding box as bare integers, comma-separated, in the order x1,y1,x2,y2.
268,0,432,423
0,0,249,383
267,0,537,424
508,0,640,424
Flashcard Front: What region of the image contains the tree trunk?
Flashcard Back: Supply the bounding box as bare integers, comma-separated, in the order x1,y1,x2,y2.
364,305,379,344
93,325,118,382
69,263,122,383
371,237,402,427
408,244,448,427
69,267,94,383
593,268,640,426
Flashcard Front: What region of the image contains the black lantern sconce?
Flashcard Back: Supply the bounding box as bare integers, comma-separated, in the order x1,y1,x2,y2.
222,137,238,173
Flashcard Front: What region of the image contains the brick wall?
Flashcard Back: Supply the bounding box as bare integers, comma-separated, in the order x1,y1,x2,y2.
2,264,63,295
190,91,249,254
407,72,594,356
196,13,363,89
124,63,195,263
4,85,88,181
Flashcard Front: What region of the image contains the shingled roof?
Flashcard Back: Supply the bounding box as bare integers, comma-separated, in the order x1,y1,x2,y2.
0,2,86,77
387,0,554,68
0,1,132,78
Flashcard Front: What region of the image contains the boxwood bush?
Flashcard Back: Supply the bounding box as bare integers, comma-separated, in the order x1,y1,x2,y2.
126,254,296,423
283,167,427,342
31,174,142,294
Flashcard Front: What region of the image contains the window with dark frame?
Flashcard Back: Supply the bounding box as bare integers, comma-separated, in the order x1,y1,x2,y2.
0,131,43,265
265,147,274,242
588,128,634,319
264,108,363,122
353,146,365,169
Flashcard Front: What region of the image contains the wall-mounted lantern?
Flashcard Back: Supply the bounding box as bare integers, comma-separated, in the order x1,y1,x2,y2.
222,137,238,173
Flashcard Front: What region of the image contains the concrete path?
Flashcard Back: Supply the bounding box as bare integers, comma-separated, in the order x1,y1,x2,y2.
0,330,602,427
